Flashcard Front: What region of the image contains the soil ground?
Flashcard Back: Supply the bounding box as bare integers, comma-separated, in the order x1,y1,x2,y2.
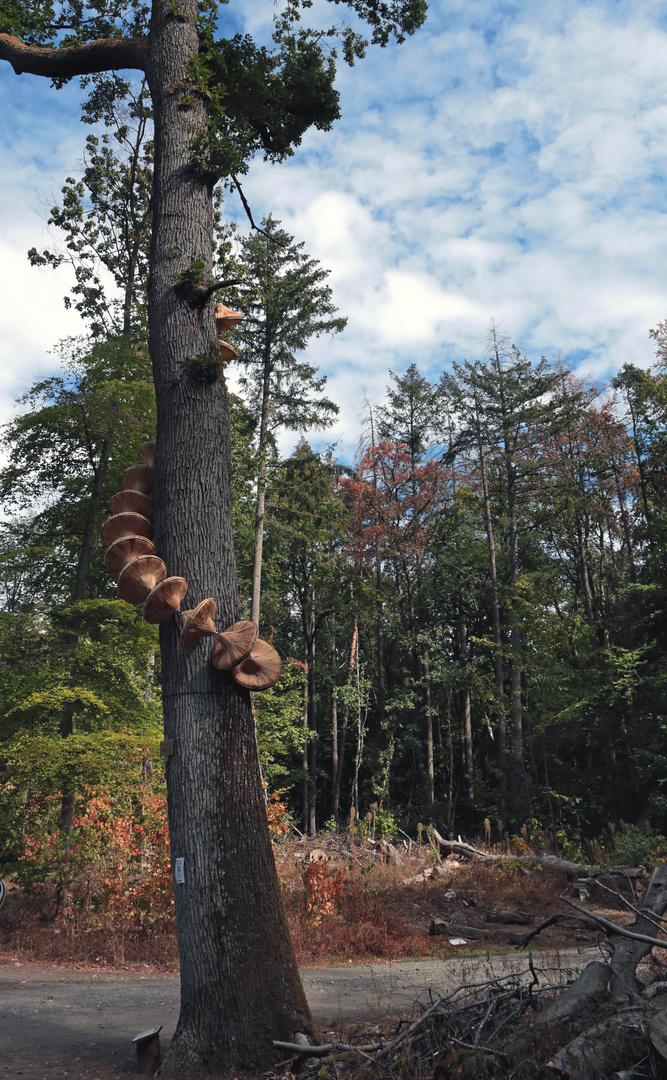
0,947,599,1080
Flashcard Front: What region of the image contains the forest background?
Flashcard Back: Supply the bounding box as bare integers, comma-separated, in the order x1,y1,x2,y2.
3,3,667,951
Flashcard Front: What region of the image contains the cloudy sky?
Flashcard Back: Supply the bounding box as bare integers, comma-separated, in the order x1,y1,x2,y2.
1,0,667,461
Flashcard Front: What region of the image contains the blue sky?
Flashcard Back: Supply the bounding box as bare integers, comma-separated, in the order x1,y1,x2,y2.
2,0,667,460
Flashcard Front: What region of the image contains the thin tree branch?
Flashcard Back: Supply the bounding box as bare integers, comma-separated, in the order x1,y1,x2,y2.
230,173,284,244
0,34,148,78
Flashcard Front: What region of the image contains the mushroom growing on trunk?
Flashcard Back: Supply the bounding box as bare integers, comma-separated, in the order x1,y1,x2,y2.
143,577,188,624
180,598,217,649
215,302,244,333
101,512,153,547
110,489,153,520
104,535,156,580
139,441,156,467
217,341,238,362
123,464,154,496
211,620,258,671
230,639,282,691
118,554,168,604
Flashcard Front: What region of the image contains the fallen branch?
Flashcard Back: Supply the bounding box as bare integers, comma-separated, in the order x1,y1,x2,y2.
560,895,667,951
273,1040,382,1057
517,911,600,949
430,828,600,879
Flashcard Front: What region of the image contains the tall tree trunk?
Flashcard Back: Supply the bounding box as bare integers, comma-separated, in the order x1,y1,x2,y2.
333,615,357,818
458,614,474,815
302,667,309,829
57,437,110,911
147,3,315,1068
376,561,385,740
330,615,338,818
478,443,508,827
250,340,272,626
422,643,434,805
493,343,524,830
306,590,317,835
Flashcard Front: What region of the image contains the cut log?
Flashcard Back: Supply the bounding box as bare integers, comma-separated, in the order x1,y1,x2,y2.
544,1007,644,1080
486,910,534,925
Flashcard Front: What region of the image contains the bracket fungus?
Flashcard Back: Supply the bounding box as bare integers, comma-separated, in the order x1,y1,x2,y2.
230,638,282,691
211,620,258,671
214,302,244,332
101,511,153,547
123,464,154,496
110,489,153,520
180,598,217,649
139,441,156,467
143,577,188,624
104,535,156,580
118,554,168,605
217,340,238,362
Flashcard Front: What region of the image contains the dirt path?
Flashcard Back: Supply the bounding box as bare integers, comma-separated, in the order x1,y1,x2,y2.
0,948,599,1079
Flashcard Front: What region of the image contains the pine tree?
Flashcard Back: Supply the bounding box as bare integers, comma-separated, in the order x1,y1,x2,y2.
230,217,345,629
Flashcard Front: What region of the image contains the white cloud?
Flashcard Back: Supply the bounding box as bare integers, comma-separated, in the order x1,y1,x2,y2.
3,0,667,467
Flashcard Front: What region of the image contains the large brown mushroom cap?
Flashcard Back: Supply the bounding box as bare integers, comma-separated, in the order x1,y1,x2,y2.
180,598,217,649
143,577,188,624
139,441,156,467
217,340,238,362
211,620,258,671
104,535,156,580
214,303,244,332
118,555,167,605
122,464,154,496
230,638,282,691
101,512,153,547
110,489,153,520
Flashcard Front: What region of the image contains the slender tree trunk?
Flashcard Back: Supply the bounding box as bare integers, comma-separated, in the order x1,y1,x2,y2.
333,615,357,818
376,561,385,737
147,3,315,1068
423,643,434,805
306,591,317,835
494,343,524,830
57,437,110,911
302,661,309,829
330,615,337,818
459,614,474,815
250,341,272,626
478,443,507,827
352,633,364,813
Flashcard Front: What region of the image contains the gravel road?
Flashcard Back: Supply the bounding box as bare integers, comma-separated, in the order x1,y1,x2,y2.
0,947,599,1079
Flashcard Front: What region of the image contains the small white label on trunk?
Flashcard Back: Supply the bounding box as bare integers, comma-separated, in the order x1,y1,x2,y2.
174,857,185,884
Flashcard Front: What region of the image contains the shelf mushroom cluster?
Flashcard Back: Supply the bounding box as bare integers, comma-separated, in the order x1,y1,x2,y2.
215,302,243,362
102,439,282,692
102,441,188,624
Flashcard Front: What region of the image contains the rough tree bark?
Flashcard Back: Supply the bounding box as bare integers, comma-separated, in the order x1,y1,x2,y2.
1,3,318,1071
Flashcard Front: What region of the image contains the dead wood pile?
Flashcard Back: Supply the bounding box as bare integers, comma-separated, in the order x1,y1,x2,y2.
274,864,667,1080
